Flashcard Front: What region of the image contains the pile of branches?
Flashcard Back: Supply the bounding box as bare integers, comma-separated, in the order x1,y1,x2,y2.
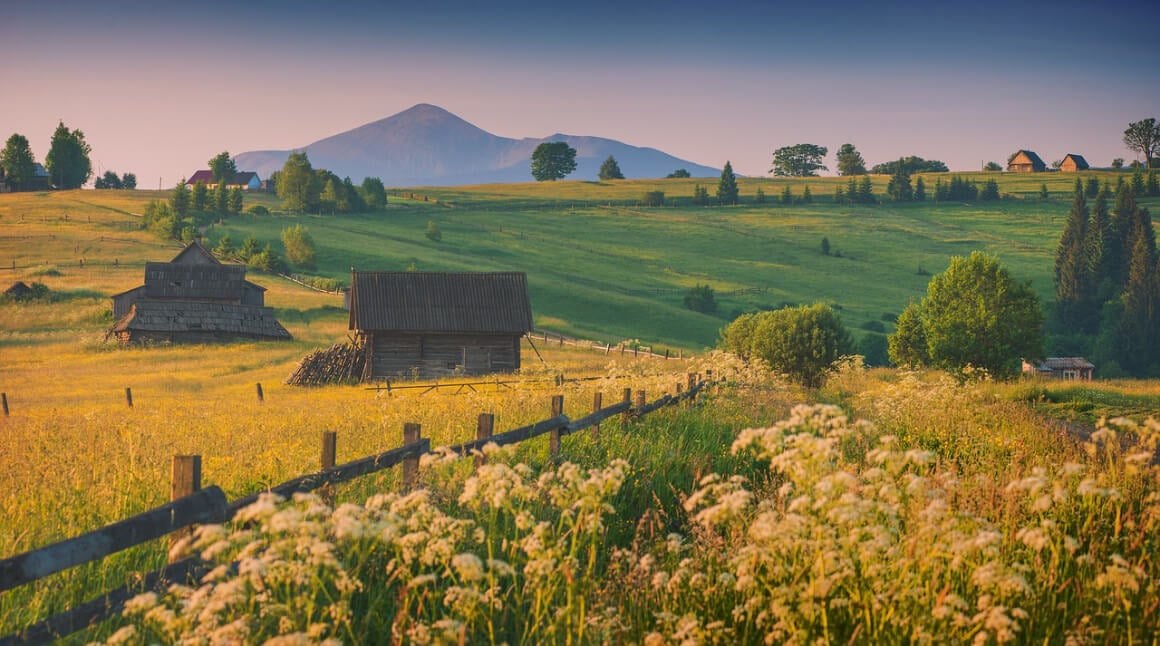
285,339,365,386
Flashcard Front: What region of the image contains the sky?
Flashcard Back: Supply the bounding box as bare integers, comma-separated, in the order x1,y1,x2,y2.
3,0,1158,188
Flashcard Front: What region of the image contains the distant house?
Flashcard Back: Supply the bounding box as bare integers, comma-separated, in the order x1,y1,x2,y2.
4,281,32,300
1022,357,1094,380
107,241,290,344
1059,154,1090,172
348,270,534,380
1007,150,1047,173
185,170,263,191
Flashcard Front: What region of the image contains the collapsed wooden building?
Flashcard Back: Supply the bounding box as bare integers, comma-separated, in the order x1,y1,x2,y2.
107,241,291,344
348,270,533,380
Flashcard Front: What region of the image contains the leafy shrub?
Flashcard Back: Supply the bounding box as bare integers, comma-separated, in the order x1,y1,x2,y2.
246,204,270,216
641,191,665,207
683,284,717,314
859,320,886,333
426,220,442,242
719,303,854,387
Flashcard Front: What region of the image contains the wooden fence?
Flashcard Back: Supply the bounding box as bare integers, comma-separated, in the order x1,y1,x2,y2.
0,376,710,645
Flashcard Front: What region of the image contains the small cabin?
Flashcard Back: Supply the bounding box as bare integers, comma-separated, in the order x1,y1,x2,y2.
1007,150,1047,173
349,271,533,380
1022,357,1094,381
108,241,290,344
186,170,263,191
1059,154,1090,172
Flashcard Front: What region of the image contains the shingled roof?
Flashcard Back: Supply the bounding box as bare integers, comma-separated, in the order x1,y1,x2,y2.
111,301,291,339
349,271,533,334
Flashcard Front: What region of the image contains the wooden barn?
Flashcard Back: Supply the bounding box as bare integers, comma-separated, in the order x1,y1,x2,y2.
348,271,533,380
1007,150,1047,173
1060,154,1090,172
108,241,290,344
1022,357,1095,381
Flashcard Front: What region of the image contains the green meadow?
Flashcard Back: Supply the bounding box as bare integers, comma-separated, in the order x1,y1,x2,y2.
2,171,1154,352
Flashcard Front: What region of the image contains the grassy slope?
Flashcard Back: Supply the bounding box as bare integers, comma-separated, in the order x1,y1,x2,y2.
1,172,1156,354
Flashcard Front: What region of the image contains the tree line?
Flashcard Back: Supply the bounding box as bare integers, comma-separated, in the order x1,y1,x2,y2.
1052,178,1159,376
1,122,129,191
271,151,387,214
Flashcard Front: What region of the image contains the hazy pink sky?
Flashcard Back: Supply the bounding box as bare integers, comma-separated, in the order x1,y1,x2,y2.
4,0,1158,187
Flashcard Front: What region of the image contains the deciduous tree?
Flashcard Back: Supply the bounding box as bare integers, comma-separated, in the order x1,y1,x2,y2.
44,121,92,189
770,144,828,177
360,177,387,210
835,143,866,176
666,169,690,178
530,142,577,181
1,133,36,191
1123,118,1159,169
719,303,854,388
892,252,1043,379
208,151,237,184
277,151,321,212
598,155,624,180
281,224,316,268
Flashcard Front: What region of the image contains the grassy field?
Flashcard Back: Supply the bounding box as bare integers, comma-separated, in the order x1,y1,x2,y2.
4,170,1154,352
3,175,1160,642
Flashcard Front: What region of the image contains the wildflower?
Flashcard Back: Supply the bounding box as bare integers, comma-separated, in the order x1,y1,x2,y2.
105,625,136,645
451,553,485,582
122,591,159,615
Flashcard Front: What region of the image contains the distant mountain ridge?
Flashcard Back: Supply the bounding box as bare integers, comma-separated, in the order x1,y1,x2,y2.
234,104,720,187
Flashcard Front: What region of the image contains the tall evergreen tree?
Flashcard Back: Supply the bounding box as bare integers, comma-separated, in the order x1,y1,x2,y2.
886,158,912,202
1118,233,1160,373
1054,186,1091,330
716,161,738,204
914,177,926,201
191,181,209,211
170,179,191,218
214,181,229,214
857,175,874,204
1083,186,1116,305
598,155,624,181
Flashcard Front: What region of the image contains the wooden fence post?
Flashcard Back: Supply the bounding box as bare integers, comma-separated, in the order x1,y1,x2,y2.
621,387,632,425
634,390,646,413
1,392,7,417
125,387,133,409
402,423,421,491
321,431,337,470
591,391,603,438
549,395,564,461
256,383,264,403
170,455,201,562
475,413,494,469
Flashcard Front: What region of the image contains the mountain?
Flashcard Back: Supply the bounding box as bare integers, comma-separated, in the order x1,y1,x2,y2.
234,104,720,187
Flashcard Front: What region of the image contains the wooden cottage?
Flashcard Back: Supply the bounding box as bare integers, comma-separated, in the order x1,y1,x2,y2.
108,241,290,344
1022,357,1095,380
1007,150,1047,173
349,271,533,380
186,170,263,191
1059,154,1090,172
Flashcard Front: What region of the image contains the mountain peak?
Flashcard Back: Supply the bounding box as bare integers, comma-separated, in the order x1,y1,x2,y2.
234,106,719,186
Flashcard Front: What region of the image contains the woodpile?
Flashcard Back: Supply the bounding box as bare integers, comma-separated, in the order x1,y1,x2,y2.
285,340,366,386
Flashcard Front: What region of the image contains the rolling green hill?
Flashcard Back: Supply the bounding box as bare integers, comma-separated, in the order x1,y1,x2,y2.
2,171,1155,351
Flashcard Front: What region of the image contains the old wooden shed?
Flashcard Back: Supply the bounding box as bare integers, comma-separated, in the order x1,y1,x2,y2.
1060,154,1090,172
1007,150,1047,173
348,270,533,380
108,241,290,344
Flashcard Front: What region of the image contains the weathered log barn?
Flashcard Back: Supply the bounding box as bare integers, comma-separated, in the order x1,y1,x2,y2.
1059,154,1090,172
1007,150,1047,173
348,271,533,380
108,241,291,344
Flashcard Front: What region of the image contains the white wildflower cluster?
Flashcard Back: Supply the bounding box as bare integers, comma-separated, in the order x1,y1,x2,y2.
99,455,631,645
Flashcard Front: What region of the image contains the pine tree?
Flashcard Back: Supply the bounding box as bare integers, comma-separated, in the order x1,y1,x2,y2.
716,161,738,204
754,187,766,203
1085,177,1100,198
1117,233,1160,373
191,181,209,211
1054,186,1090,330
780,185,793,204
598,155,624,181
801,185,812,204
886,158,912,202
857,175,874,204
1084,186,1116,305
914,177,926,201
834,186,845,204
1148,171,1160,197
1131,168,1146,195
170,179,191,218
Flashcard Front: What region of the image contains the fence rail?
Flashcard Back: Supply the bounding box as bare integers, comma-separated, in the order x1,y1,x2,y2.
0,377,709,645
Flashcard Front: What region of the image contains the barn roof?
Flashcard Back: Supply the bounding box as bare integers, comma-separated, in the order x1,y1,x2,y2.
170,240,220,265
1039,357,1094,370
1009,149,1047,170
111,301,291,339
349,271,533,334
142,262,251,300
187,170,215,185
1062,153,1090,170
